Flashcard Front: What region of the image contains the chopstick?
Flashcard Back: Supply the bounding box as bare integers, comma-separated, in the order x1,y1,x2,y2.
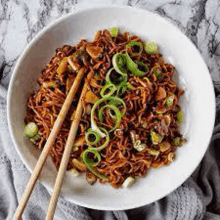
13,67,87,220
46,71,93,220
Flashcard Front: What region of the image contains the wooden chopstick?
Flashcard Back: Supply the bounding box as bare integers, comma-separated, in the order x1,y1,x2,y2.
46,71,93,220
13,67,87,220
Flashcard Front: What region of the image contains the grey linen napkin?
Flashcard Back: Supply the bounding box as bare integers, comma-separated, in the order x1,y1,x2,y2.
0,82,220,220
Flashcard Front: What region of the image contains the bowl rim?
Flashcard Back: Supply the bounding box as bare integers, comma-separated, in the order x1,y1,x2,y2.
7,5,216,210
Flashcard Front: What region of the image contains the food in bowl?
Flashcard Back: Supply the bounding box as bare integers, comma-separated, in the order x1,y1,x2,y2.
24,28,186,188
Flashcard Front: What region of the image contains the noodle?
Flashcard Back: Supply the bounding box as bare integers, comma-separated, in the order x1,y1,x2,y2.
25,29,185,188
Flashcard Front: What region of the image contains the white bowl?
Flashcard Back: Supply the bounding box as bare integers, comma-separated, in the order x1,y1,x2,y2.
7,6,215,210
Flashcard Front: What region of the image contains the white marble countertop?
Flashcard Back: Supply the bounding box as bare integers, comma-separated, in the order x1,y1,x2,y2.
0,0,220,89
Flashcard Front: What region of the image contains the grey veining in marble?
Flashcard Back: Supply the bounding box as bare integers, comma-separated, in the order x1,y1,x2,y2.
0,0,220,88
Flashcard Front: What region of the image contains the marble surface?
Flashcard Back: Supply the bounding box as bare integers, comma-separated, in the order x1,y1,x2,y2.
0,0,220,89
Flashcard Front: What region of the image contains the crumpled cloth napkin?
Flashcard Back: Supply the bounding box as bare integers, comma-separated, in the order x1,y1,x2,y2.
0,77,220,220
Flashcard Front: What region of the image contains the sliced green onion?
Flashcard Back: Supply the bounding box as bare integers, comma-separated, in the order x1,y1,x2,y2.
173,137,181,146
91,96,126,137
112,54,127,75
100,83,117,97
147,148,160,156
98,104,122,132
177,111,183,124
106,67,127,88
166,95,175,107
125,52,147,76
134,140,146,152
153,68,162,79
144,41,158,54
123,176,135,188
85,128,101,145
110,27,118,37
89,128,110,151
150,131,163,145
137,62,149,72
126,41,143,55
81,148,108,180
24,122,38,138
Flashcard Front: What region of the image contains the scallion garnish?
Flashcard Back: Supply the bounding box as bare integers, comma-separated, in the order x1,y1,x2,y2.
24,122,38,138
110,27,119,37
85,128,101,145
81,148,108,180
100,83,117,97
144,41,158,54
125,41,143,55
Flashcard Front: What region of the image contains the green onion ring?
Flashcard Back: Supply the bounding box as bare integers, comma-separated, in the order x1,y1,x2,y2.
91,96,126,137
89,128,110,151
106,68,127,88
100,83,117,97
85,128,101,145
125,41,143,55
112,53,127,76
125,52,147,76
81,148,108,180
98,104,122,132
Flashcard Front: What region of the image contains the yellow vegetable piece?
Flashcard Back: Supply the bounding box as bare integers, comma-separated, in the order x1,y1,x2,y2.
57,57,67,75
85,90,99,104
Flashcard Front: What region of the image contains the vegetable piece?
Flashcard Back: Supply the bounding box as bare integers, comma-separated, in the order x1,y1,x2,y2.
112,53,127,75
24,122,38,138
134,140,147,152
68,168,79,177
164,115,171,126
67,56,81,72
100,84,117,97
159,141,171,152
173,137,181,146
177,111,183,124
138,62,149,73
144,41,158,54
123,177,135,188
156,87,166,101
91,96,126,137
156,106,167,114
110,27,119,37
98,104,122,132
167,152,174,162
30,134,40,143
85,90,99,104
72,158,86,172
57,57,68,74
85,128,101,145
86,45,103,59
147,148,160,156
150,131,163,145
125,41,143,55
81,148,108,180
42,81,56,88
153,68,162,79
86,171,97,185
166,95,175,107
106,68,127,88
125,52,147,76
89,128,110,151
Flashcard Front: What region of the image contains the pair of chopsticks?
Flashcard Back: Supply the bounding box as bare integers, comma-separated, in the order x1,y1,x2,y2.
14,67,93,220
